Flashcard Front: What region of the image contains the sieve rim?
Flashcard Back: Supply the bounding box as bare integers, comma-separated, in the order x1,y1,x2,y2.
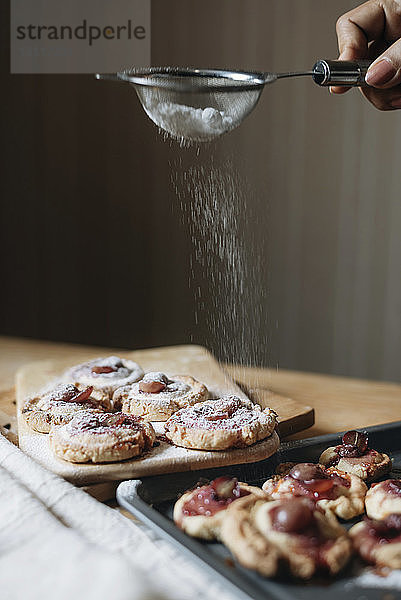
113,67,267,93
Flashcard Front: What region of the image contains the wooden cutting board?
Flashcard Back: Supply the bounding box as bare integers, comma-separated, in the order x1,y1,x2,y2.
16,345,312,485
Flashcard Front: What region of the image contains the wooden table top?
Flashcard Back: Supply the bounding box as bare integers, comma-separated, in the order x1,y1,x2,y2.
1,335,400,442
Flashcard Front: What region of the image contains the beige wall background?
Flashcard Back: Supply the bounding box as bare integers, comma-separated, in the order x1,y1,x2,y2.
1,1,400,382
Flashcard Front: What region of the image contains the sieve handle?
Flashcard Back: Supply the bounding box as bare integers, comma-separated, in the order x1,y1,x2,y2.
312,59,372,86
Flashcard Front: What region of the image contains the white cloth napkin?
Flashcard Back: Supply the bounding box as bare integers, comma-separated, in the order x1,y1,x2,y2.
0,433,237,600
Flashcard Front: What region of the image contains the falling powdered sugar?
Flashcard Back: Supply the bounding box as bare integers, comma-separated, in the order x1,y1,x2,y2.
174,156,269,385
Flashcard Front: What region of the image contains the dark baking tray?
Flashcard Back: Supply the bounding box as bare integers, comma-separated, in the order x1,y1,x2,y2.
117,421,401,600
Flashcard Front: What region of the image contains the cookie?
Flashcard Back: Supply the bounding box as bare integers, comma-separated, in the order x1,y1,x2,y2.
365,479,401,520
113,372,208,421
350,514,401,569
262,462,367,520
164,396,277,451
50,411,156,463
221,495,352,579
173,476,267,540
63,356,144,404
21,383,110,433
319,430,391,481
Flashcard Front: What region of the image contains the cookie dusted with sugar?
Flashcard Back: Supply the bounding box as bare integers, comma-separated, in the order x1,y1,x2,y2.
50,411,156,463
365,479,401,520
350,514,401,569
113,372,208,421
22,383,110,433
319,430,391,482
173,476,267,541
63,356,144,405
262,462,367,520
164,396,277,451
221,495,352,579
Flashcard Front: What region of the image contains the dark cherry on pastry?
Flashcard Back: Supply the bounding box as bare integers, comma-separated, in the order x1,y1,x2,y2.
92,366,115,374
180,477,248,518
173,476,266,540
63,356,144,404
221,494,352,579
114,373,209,421
40,384,94,404
319,430,391,481
268,498,352,575
48,384,92,403
266,463,350,500
269,498,340,565
262,462,367,520
350,514,401,569
138,372,168,394
22,383,109,433
270,497,314,533
329,430,369,461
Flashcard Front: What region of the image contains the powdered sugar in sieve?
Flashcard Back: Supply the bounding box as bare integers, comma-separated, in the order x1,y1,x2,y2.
142,101,234,142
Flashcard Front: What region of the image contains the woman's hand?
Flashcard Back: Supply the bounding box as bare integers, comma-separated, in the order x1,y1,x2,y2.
333,0,401,110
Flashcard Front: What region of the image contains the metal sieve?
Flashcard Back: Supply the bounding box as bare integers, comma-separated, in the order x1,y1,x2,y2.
96,60,371,142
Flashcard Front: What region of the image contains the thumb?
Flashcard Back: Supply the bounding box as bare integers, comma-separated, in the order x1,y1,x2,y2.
366,38,401,88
